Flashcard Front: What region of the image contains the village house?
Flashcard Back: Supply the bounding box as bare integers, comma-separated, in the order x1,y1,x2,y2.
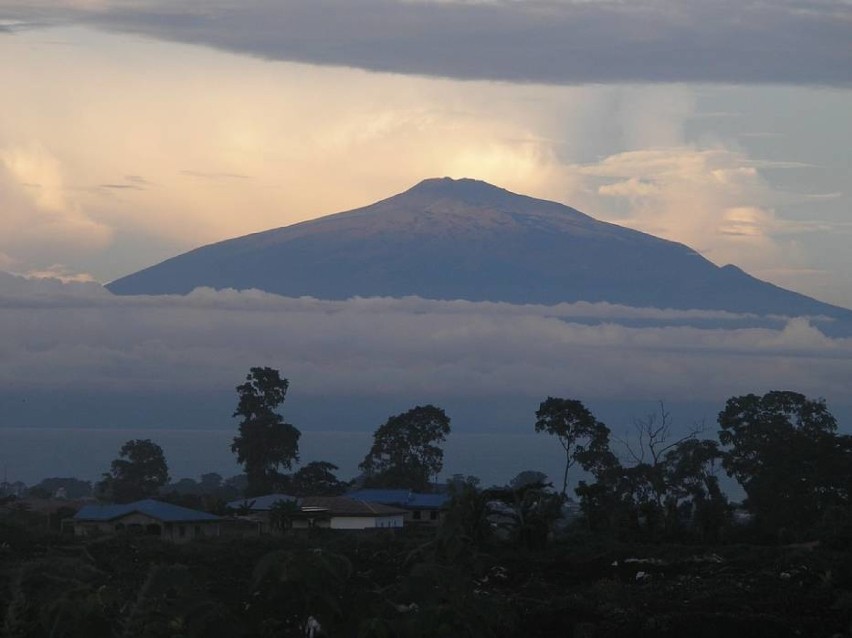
230,494,407,531
225,493,298,533
292,496,406,530
346,489,450,526
72,499,221,542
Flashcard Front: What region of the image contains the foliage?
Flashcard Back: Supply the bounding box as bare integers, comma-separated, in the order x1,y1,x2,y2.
509,470,548,491
97,439,169,503
437,481,494,560
534,397,611,495
251,548,353,635
122,564,242,638
268,499,301,531
448,473,481,491
487,480,564,550
27,477,92,500
718,390,852,537
359,405,451,491
3,556,112,638
291,461,346,496
575,405,730,540
231,367,301,497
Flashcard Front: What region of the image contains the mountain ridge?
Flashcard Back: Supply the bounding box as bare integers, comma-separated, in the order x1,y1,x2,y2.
107,178,851,326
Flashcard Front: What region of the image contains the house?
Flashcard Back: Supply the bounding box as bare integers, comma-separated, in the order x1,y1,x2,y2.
225,493,298,533
346,489,450,526
292,496,406,530
225,494,407,531
72,499,220,542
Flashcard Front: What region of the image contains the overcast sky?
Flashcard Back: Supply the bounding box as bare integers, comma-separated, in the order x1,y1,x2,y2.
1,1,851,449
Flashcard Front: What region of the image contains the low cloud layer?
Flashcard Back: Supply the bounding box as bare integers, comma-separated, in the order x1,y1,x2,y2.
3,0,851,86
2,274,850,413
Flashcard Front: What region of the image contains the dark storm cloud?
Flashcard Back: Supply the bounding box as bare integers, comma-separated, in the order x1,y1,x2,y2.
12,0,849,86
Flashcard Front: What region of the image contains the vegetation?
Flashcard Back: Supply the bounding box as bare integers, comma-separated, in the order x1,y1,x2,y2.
718,390,852,538
4,376,852,636
534,397,611,496
96,439,170,503
359,404,451,490
290,461,346,496
231,367,301,497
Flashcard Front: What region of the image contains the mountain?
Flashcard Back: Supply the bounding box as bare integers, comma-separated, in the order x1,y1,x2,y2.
107,177,851,321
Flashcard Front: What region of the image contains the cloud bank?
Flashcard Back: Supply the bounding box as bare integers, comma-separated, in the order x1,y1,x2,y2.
3,0,850,86
2,274,850,413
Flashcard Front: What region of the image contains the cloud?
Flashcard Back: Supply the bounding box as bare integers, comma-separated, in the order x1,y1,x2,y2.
23,265,97,283
570,147,822,276
1,26,848,306
4,0,849,86
0,144,113,271
1,276,850,410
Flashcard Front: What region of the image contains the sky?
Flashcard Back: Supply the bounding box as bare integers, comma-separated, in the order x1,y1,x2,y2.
1,1,851,471
1,0,851,306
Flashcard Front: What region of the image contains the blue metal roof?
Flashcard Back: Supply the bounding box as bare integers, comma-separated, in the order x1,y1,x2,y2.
74,499,220,522
346,489,450,510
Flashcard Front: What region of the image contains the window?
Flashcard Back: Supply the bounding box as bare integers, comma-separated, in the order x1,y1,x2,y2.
412,510,422,520
179,525,186,538
429,511,438,521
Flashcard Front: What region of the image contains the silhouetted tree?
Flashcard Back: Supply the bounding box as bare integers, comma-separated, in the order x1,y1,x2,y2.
97,439,169,503
534,397,611,496
359,405,451,491
291,461,346,496
231,367,301,497
718,390,852,536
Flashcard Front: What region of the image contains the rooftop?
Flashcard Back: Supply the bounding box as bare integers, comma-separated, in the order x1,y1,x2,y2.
226,493,297,511
74,499,220,523
346,489,450,510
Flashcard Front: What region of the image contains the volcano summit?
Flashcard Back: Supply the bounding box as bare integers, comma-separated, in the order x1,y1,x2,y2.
108,178,850,321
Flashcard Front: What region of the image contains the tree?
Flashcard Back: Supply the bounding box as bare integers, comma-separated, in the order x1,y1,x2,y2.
28,477,92,500
718,390,852,535
291,461,346,496
231,367,301,497
509,470,548,491
486,478,563,550
97,439,169,503
534,397,611,496
571,404,730,539
359,405,451,491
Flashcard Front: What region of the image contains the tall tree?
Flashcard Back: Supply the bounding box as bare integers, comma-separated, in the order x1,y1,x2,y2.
291,461,346,496
359,405,451,490
231,367,301,497
534,397,611,496
718,390,851,535
97,439,169,503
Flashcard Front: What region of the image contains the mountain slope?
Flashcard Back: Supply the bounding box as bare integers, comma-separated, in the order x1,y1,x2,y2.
107,177,851,320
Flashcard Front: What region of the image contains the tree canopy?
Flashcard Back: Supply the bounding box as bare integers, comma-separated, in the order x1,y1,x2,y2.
97,439,169,503
231,367,301,497
291,461,346,496
718,390,851,535
359,404,451,491
534,397,611,496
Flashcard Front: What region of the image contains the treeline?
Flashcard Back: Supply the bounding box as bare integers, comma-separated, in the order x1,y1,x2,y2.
533,390,852,544
8,366,852,546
